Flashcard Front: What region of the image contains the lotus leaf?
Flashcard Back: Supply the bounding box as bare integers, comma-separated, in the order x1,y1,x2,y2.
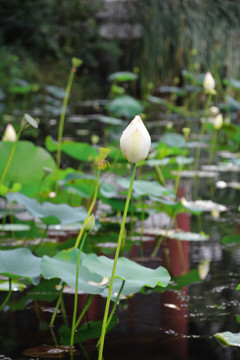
41,248,107,295
0,141,56,196
83,253,170,296
106,95,143,118
6,192,87,225
117,178,174,198
45,136,98,162
0,248,41,285
108,71,138,82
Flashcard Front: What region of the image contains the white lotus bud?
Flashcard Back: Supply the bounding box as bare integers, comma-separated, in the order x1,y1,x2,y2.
120,115,151,163
209,106,219,116
203,72,216,94
2,124,17,142
213,113,223,130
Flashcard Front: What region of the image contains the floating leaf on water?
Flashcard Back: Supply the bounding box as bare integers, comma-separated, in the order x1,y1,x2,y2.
216,180,240,190
202,163,240,173
157,86,186,96
108,71,138,82
214,331,240,347
146,158,170,166
168,231,209,242
0,223,30,231
181,198,227,212
171,170,218,178
175,156,194,166
217,151,239,159
137,227,208,242
68,115,88,123
215,180,228,189
23,345,80,358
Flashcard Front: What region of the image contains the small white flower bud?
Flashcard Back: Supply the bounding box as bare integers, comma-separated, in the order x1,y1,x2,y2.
120,115,151,163
2,124,17,142
203,72,216,94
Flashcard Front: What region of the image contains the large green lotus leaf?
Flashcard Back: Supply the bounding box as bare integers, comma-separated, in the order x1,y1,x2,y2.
45,136,98,162
83,254,170,296
41,248,107,295
0,248,41,285
106,95,143,118
117,178,174,198
0,141,56,196
214,332,240,347
6,192,87,225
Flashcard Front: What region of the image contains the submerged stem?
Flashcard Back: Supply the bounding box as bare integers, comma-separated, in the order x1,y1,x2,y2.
98,164,137,360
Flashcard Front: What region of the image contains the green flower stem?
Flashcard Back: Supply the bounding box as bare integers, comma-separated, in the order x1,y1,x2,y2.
209,130,217,164
75,294,94,329
154,164,165,186
96,279,125,348
70,232,88,347
174,163,184,199
105,279,125,329
0,279,12,312
194,94,212,173
98,163,137,360
50,283,65,327
0,129,22,188
74,169,100,249
56,67,76,170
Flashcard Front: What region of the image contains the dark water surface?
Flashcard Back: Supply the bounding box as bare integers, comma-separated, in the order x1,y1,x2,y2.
1,105,240,359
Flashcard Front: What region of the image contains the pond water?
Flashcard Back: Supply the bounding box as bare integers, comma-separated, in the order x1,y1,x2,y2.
1,180,240,360
1,99,240,359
